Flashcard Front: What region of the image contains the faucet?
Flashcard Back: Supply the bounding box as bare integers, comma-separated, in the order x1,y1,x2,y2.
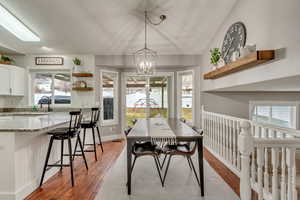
39,96,52,112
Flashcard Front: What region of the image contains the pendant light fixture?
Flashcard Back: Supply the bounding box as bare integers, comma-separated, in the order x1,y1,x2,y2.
134,11,166,76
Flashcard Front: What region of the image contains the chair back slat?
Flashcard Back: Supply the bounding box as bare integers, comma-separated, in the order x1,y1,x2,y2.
90,107,100,124
68,110,82,134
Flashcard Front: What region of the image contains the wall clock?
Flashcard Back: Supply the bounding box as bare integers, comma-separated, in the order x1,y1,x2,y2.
221,22,247,64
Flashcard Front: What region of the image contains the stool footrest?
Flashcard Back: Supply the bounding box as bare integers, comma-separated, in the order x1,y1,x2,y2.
84,150,96,152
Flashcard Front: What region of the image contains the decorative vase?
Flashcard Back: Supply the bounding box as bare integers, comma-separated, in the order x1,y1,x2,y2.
240,44,256,57
231,51,240,62
217,58,225,68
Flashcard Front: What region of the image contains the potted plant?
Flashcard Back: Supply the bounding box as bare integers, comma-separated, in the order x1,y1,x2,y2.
0,55,14,65
72,57,82,72
210,48,221,70
73,57,81,66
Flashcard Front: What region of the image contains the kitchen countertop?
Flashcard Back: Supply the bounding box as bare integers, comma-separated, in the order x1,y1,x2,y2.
0,112,70,132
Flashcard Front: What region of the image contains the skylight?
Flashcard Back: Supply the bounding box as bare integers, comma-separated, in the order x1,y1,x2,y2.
0,3,40,42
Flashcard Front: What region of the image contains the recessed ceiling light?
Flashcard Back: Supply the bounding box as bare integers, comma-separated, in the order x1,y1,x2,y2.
0,3,40,42
41,46,52,51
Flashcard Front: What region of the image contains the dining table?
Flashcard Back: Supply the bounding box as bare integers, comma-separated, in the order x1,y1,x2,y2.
126,118,204,196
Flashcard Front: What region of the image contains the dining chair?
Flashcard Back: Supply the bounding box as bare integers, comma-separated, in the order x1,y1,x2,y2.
124,128,164,186
161,129,203,187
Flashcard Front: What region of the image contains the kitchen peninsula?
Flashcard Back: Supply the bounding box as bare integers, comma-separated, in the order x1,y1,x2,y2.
0,112,71,200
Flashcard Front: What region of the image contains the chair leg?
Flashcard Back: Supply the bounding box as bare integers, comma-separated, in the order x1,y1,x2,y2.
162,155,172,186
72,135,79,161
188,156,201,187
60,139,64,171
77,134,88,170
131,155,137,173
83,128,86,149
68,137,74,186
91,127,98,161
160,154,168,169
96,125,104,152
40,137,54,187
186,156,192,170
153,156,164,186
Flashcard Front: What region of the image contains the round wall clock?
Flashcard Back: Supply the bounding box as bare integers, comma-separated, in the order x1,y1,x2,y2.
221,22,247,64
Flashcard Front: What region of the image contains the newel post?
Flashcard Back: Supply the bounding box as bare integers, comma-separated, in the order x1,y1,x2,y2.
238,120,254,200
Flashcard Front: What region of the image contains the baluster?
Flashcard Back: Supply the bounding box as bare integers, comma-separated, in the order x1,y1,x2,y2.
238,120,253,200
209,114,212,147
281,147,287,200
272,147,279,200
237,121,241,170
222,117,225,158
286,147,296,200
233,120,237,167
257,147,264,200
213,115,216,152
226,119,229,161
217,116,221,155
264,128,270,194
251,148,256,184
229,119,233,164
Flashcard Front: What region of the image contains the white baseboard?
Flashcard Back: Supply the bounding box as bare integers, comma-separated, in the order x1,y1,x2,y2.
0,167,59,200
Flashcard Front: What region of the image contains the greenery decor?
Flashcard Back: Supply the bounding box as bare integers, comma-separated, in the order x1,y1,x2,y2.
73,57,81,65
0,55,14,63
210,48,221,65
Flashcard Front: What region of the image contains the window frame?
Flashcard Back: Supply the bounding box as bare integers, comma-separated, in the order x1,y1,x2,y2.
100,70,119,126
249,101,300,129
177,70,195,126
30,71,72,107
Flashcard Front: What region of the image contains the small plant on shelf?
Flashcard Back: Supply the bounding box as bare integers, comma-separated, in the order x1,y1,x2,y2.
210,48,221,65
73,57,81,66
0,55,14,64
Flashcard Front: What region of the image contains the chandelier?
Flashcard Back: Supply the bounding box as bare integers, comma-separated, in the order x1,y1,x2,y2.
134,11,166,76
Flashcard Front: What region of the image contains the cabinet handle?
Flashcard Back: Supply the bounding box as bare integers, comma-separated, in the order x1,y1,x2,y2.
10,88,12,94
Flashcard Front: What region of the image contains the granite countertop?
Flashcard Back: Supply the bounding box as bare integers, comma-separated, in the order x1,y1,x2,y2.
0,112,70,132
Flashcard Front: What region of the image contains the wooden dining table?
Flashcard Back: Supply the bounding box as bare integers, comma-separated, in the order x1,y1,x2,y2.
126,118,204,196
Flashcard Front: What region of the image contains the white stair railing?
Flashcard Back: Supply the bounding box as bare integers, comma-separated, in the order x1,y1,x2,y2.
201,106,300,200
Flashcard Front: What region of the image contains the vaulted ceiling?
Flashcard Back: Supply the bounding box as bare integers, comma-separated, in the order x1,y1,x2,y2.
0,0,237,55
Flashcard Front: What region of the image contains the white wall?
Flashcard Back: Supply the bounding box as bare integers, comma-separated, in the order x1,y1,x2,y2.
201,0,300,92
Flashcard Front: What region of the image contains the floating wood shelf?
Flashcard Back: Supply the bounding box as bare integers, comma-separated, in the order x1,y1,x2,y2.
203,50,275,80
72,87,93,91
72,73,93,77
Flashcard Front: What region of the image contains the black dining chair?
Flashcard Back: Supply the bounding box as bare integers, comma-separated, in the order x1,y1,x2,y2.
74,107,103,161
40,111,88,187
161,129,203,187
124,128,163,186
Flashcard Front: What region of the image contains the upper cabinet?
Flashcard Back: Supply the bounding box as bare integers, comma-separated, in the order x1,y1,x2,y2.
0,64,25,96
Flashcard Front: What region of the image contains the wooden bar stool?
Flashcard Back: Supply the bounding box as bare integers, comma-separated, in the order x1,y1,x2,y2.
74,107,103,161
39,111,88,187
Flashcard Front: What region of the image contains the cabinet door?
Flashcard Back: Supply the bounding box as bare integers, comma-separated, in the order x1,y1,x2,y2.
10,66,25,96
0,67,11,95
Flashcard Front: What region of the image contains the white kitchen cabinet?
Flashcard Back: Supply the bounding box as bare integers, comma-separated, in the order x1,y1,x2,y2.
0,65,25,96
0,67,11,95
10,66,25,96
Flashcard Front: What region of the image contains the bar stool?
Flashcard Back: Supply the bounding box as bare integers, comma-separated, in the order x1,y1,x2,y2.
74,107,103,161
39,111,88,187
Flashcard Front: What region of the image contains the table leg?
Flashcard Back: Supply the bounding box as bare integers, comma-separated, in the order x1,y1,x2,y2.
127,139,133,195
197,138,204,196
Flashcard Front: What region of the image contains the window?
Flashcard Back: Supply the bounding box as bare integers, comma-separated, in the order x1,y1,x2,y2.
250,101,298,129
124,72,174,126
100,71,118,125
177,71,194,124
33,72,71,105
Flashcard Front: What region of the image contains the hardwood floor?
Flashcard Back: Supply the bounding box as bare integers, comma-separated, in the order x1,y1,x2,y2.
204,148,259,200
26,140,125,200
26,143,247,200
